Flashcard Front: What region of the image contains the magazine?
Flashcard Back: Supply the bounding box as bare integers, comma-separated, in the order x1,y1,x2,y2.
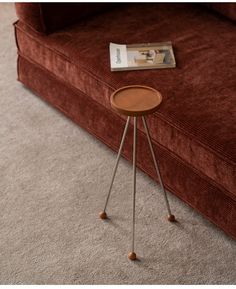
109,42,176,71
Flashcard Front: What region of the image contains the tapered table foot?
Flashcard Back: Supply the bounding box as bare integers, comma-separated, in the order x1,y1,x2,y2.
99,211,108,220
168,214,176,222
128,252,137,261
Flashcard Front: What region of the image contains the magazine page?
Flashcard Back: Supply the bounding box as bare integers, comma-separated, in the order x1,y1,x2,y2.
109,42,176,71
109,43,128,70
127,44,171,67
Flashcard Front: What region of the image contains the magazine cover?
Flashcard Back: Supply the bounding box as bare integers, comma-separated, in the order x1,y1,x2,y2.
109,42,176,71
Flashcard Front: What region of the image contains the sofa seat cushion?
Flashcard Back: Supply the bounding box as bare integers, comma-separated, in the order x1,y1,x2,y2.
15,3,236,198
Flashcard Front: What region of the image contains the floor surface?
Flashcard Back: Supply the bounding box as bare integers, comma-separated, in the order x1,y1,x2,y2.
0,3,236,285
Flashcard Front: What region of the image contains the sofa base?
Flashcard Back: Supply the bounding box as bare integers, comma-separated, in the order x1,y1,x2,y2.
18,55,236,240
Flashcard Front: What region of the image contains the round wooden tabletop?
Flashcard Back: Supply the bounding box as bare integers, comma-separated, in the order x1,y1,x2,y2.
110,85,162,116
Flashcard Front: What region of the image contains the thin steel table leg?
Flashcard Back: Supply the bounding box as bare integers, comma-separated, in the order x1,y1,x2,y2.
128,116,137,261
99,116,130,220
142,116,175,222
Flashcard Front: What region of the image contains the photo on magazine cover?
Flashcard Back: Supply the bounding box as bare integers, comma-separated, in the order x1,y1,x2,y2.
127,46,173,67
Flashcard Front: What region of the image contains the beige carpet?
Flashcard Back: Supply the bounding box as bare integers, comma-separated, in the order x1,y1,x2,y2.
0,3,236,285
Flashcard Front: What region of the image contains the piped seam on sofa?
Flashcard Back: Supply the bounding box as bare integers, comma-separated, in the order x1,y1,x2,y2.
152,110,236,166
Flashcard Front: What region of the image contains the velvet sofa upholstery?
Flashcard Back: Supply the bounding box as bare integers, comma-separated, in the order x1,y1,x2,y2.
15,3,116,34
14,3,236,239
205,3,236,21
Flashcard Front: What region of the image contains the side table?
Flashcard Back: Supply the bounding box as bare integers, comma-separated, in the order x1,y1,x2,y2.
99,85,176,261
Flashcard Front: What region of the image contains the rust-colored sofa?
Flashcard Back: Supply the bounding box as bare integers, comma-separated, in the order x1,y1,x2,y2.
14,3,236,239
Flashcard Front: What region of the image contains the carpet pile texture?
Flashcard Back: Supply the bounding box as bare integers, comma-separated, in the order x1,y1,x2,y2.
0,3,235,285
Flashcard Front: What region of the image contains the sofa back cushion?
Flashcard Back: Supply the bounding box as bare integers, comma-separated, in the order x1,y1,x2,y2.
206,3,236,22
15,3,115,34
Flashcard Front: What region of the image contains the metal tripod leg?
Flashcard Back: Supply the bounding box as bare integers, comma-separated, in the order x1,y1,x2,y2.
99,117,130,219
128,116,137,261
142,116,175,222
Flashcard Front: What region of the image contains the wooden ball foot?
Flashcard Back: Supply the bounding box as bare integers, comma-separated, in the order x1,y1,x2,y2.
168,214,176,222
128,252,137,261
99,211,107,220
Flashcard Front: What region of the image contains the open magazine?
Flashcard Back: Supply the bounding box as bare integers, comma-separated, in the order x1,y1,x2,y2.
109,42,176,71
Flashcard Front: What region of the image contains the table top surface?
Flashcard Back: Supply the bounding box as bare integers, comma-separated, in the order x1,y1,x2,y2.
110,85,162,116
